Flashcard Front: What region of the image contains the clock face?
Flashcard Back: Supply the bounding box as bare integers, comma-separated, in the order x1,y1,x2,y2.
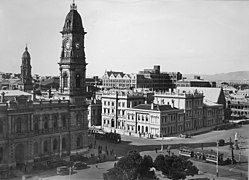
75,42,80,49
65,41,71,49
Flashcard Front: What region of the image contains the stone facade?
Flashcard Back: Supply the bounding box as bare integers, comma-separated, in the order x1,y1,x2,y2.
100,90,145,130
102,65,182,91
126,104,185,138
0,2,89,171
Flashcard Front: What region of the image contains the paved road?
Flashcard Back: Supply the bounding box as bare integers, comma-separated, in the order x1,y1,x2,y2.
13,125,248,180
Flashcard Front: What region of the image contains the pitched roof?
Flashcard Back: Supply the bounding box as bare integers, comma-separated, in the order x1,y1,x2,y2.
177,87,222,103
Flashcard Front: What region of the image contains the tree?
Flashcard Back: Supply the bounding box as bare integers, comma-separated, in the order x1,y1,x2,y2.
137,155,156,179
104,151,157,180
154,154,199,180
154,154,165,171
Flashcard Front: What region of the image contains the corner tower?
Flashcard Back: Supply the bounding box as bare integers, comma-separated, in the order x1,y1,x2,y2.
59,2,87,104
20,45,33,92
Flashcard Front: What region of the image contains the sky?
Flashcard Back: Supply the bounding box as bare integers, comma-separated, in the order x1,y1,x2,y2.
0,0,249,77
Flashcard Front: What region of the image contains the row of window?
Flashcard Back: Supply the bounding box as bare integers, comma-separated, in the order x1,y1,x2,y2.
103,100,143,108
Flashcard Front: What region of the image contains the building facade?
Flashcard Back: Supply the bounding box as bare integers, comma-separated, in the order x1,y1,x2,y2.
176,76,216,88
126,104,185,138
87,99,102,127
0,2,88,172
154,88,224,132
102,65,182,91
100,90,145,130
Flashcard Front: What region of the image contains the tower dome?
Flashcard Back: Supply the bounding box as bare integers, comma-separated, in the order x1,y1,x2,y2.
61,3,85,34
22,46,30,60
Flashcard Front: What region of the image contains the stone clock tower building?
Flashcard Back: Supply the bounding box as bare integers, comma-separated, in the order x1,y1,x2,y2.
58,2,89,155
0,3,89,174
59,2,87,105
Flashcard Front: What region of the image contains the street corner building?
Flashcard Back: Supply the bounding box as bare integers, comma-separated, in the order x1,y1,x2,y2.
0,2,88,175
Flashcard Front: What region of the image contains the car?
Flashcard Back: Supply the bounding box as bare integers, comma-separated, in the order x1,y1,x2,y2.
72,161,87,170
56,166,71,175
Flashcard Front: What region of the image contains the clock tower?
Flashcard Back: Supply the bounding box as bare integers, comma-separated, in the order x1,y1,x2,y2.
59,2,87,105
59,2,89,155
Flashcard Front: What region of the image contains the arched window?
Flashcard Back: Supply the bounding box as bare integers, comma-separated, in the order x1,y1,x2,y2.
16,118,22,133
77,135,82,148
43,141,48,153
53,139,57,151
34,142,38,155
76,74,80,88
62,72,68,88
62,138,66,150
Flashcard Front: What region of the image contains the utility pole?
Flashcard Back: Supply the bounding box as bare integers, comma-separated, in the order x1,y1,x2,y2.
216,139,219,177
230,137,235,164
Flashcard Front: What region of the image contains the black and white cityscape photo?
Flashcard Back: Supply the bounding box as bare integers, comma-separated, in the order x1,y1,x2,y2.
0,0,248,179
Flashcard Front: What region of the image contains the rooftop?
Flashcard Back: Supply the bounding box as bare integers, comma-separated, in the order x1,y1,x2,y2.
132,104,179,111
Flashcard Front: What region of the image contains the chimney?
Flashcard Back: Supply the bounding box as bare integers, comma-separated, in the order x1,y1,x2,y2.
1,92,5,103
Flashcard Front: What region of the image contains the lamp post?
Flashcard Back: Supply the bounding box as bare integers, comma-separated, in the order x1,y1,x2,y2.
216,139,219,177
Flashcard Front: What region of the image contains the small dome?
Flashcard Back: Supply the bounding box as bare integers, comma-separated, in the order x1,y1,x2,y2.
62,3,85,34
22,46,30,59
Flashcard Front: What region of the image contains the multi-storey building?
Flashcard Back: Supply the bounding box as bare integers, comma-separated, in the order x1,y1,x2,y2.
227,94,249,119
100,90,145,130
154,90,204,131
176,75,216,88
138,65,182,91
0,2,88,175
87,99,102,127
102,65,182,91
154,88,225,132
102,71,141,89
126,104,185,138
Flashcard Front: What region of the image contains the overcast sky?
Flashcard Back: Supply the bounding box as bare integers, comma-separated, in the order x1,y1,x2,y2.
0,0,249,77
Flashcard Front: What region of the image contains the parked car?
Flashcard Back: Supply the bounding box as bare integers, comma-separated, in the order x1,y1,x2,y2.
72,161,87,170
56,166,71,175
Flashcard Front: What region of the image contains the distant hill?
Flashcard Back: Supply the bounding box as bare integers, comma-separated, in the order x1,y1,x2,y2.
184,71,249,83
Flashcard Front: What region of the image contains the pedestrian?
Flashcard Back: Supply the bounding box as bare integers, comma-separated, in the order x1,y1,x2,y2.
155,148,158,153
114,162,117,167
96,165,98,169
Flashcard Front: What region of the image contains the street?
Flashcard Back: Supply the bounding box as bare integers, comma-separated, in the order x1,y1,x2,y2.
17,124,248,180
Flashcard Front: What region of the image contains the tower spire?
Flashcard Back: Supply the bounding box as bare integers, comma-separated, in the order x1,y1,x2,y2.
71,0,77,10
25,43,28,51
